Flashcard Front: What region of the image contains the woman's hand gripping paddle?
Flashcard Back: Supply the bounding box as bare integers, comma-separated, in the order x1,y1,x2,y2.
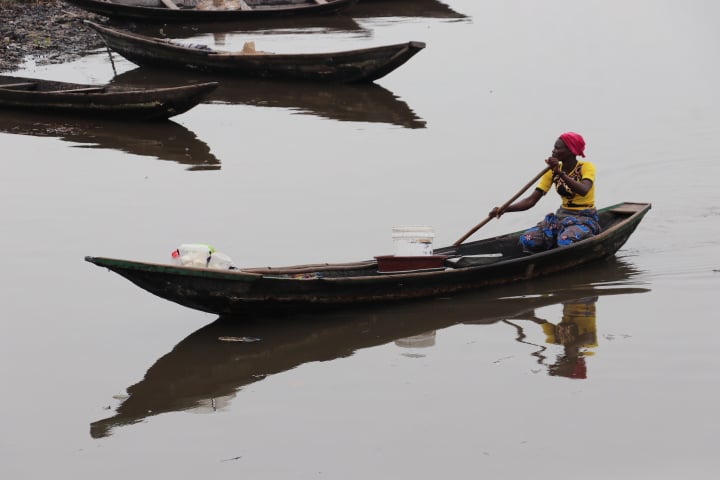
453,166,551,247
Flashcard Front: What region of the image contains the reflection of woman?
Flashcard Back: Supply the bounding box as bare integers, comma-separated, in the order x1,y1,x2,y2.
489,132,600,253
539,296,598,379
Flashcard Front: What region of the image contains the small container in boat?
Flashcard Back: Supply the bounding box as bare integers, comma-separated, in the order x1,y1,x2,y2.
392,225,435,256
374,254,448,273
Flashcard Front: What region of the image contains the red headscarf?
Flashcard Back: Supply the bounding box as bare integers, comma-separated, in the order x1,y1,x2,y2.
559,132,586,157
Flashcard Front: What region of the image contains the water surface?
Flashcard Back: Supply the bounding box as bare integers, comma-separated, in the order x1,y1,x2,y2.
2,1,719,479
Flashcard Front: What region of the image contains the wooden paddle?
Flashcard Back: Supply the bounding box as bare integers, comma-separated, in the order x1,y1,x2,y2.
453,166,551,247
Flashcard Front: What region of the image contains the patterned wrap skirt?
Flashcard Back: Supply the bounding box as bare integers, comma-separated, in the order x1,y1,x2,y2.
519,208,601,253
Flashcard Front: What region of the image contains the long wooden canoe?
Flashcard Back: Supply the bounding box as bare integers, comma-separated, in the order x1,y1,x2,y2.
85,202,652,317
64,0,359,22
0,75,217,120
86,21,425,83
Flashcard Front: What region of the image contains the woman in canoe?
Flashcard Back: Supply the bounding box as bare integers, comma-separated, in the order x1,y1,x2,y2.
490,132,600,252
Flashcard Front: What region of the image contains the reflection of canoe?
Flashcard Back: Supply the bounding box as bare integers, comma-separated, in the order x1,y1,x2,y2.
0,110,220,170
0,74,217,120
64,0,359,22
86,203,651,316
87,21,425,83
112,67,426,128
89,256,648,438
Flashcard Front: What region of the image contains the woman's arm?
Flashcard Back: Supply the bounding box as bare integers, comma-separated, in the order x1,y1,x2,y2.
489,188,544,218
557,172,593,196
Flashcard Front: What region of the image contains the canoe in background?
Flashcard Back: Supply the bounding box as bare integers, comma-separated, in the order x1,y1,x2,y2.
0,74,217,120
63,0,359,22
86,21,426,83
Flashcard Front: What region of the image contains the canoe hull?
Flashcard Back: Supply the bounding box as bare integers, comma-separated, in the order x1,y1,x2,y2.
86,21,425,83
0,75,218,120
86,203,651,316
64,0,359,22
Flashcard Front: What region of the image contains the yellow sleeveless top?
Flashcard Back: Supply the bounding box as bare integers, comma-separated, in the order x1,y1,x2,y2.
537,160,596,210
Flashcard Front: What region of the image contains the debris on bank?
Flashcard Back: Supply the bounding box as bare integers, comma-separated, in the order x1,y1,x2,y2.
0,0,104,72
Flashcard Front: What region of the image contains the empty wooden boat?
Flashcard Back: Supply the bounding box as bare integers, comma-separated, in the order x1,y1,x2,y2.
86,21,425,83
0,74,218,120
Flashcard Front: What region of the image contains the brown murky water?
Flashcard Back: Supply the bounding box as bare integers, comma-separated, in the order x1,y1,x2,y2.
2,1,719,478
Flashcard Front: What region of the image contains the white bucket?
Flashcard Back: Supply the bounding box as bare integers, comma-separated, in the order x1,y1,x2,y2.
392,226,435,256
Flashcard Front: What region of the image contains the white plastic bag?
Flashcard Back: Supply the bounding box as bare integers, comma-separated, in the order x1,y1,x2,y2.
171,243,235,269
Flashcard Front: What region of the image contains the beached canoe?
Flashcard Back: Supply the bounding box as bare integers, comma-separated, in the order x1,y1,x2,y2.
85,202,651,317
0,75,217,120
86,21,425,83
63,0,358,22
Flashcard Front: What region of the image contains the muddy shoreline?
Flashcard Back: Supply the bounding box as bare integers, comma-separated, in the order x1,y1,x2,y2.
0,1,105,73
